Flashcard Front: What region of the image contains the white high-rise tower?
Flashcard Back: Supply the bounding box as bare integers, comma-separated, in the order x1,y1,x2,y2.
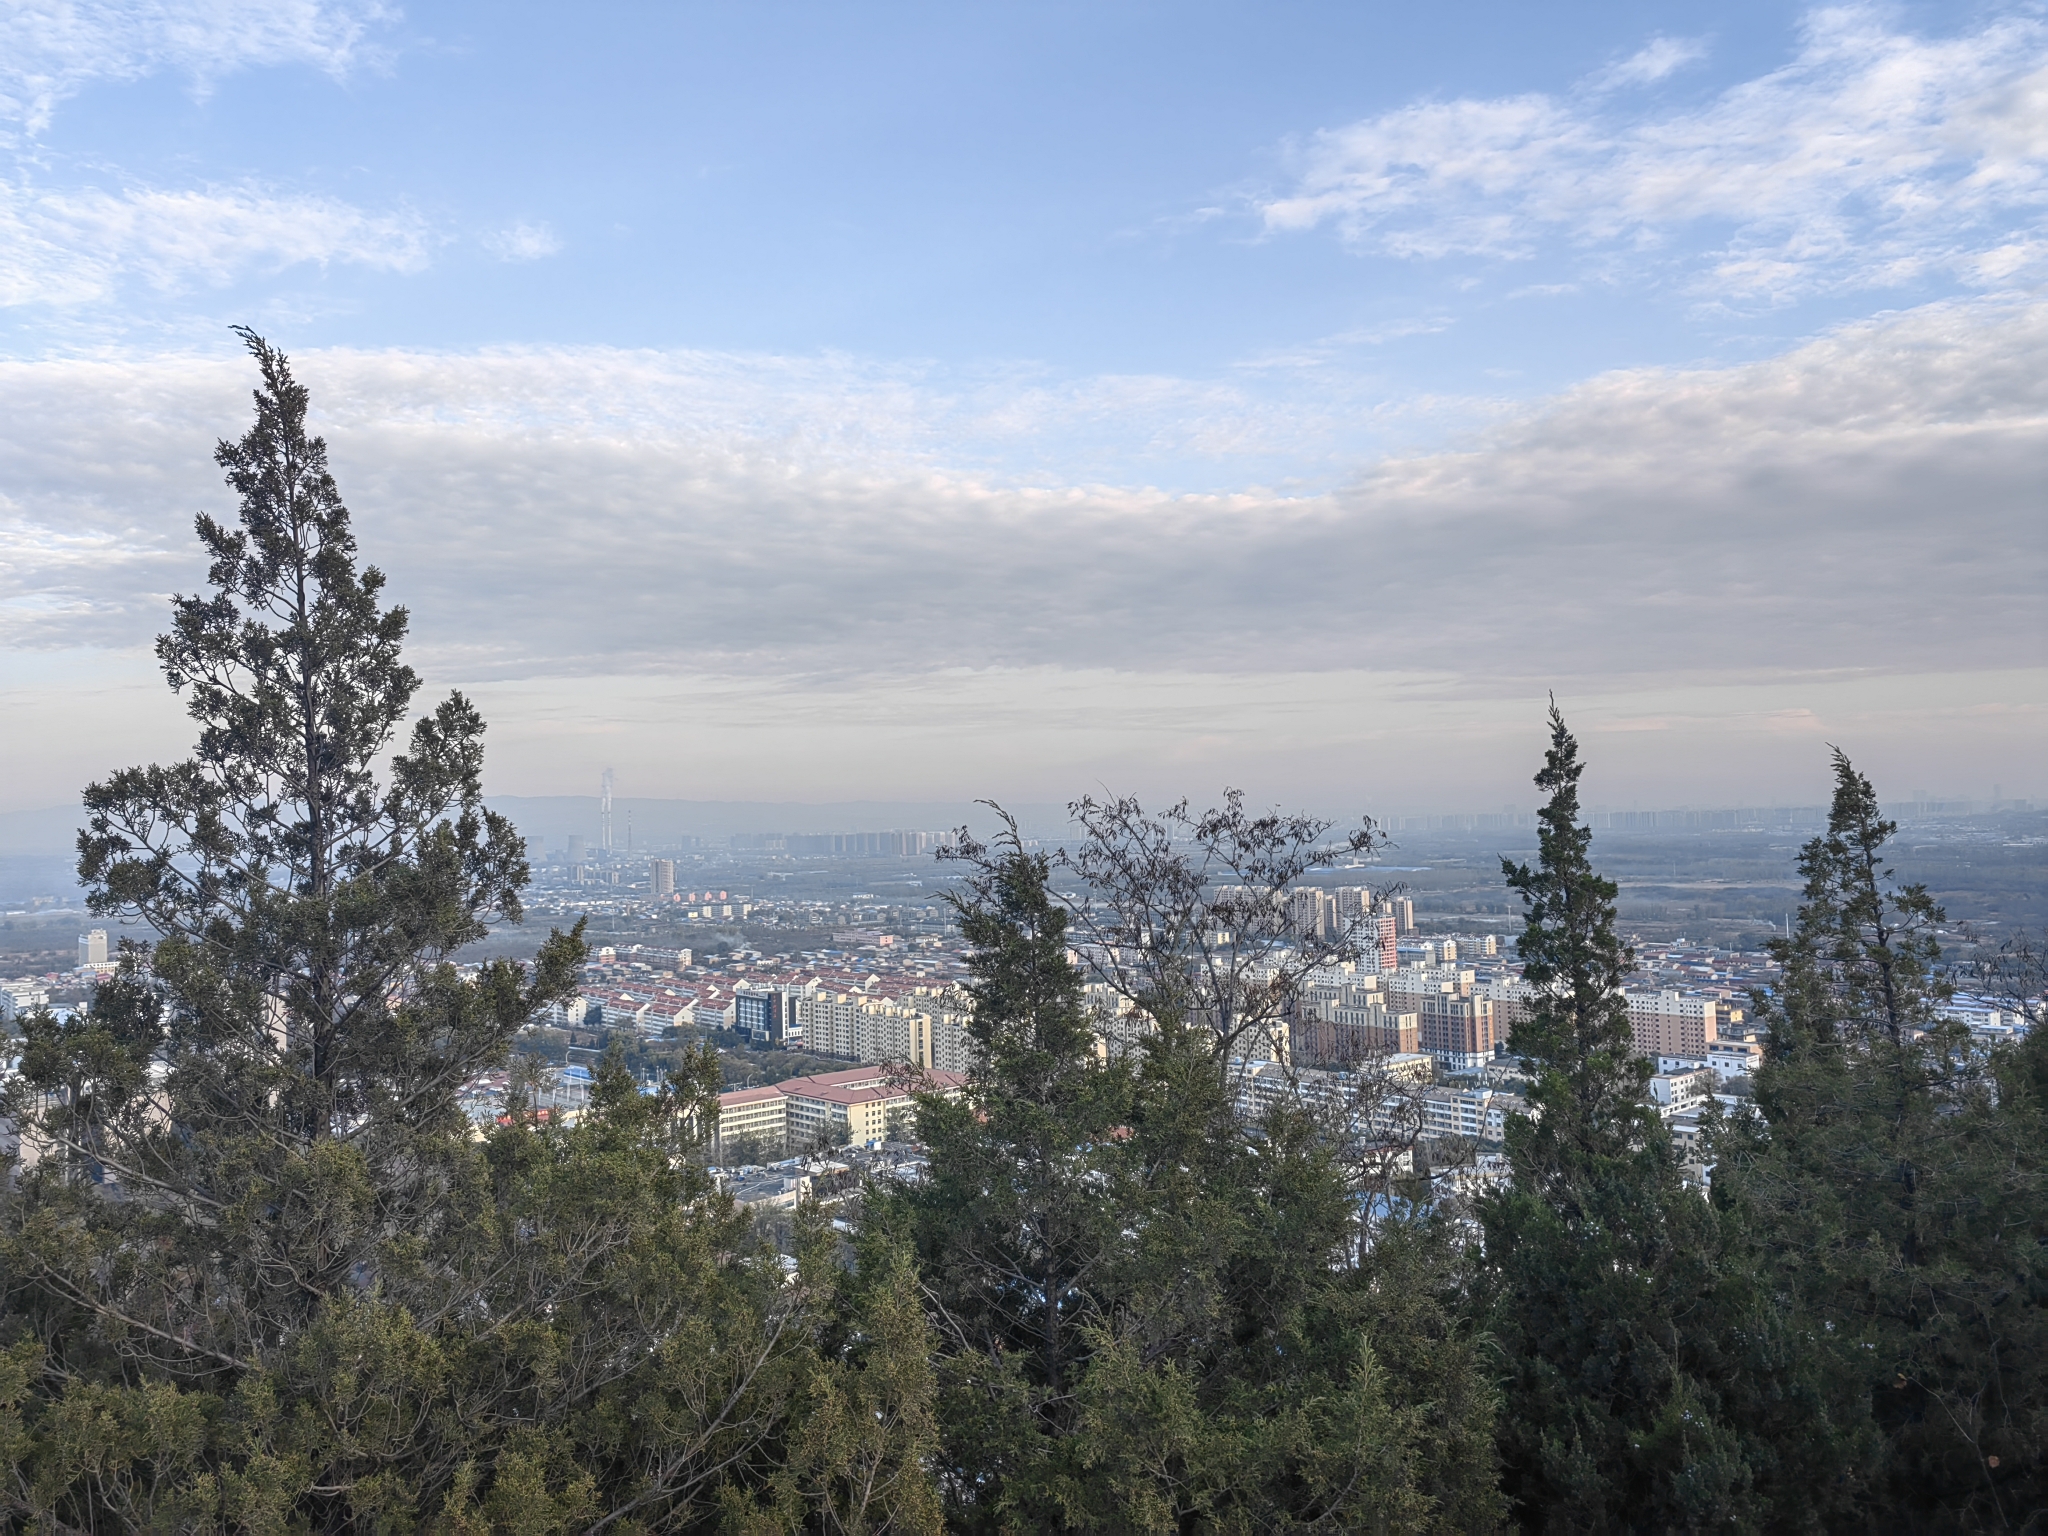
600,768,614,856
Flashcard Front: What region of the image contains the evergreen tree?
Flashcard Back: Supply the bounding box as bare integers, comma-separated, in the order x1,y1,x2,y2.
1719,750,2048,1528
1478,705,1845,1533
873,814,1501,1532
0,332,937,1530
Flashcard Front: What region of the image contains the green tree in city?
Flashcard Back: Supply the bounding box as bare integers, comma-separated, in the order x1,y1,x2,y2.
872,812,1501,1532
1477,704,1852,1533
0,331,938,1531
1716,750,2048,1529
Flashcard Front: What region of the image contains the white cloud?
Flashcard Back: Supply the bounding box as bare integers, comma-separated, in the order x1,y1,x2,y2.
484,221,562,262
1594,36,1708,91
1261,6,2048,302
0,0,392,136
0,179,432,305
0,3,422,309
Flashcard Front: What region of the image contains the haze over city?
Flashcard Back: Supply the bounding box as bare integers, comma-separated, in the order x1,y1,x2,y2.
2,0,2043,818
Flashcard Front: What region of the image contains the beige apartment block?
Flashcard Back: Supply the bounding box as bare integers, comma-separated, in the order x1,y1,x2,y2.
1477,977,1539,1034
715,1066,967,1159
1626,990,1725,1056
1382,967,1496,1069
713,1084,790,1158
1294,1004,1421,1064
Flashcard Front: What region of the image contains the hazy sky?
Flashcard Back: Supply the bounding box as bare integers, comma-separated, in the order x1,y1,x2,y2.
1,0,2043,819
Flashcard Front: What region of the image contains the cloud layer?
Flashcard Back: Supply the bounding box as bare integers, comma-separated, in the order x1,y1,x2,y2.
1,297,2040,691
1261,7,2048,303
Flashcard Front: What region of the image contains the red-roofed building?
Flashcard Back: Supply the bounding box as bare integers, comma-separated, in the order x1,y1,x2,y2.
712,1067,965,1159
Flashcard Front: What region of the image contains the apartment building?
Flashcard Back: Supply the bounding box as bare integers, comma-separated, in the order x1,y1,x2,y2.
1293,1003,1421,1065
1626,990,1728,1056
1283,889,1401,970
1659,1040,1763,1080
0,981,51,1024
1477,977,1539,1035
713,1066,967,1159
1647,1067,1717,1118
715,1084,794,1156
1384,966,1477,1009
1421,1085,1511,1142
798,989,972,1073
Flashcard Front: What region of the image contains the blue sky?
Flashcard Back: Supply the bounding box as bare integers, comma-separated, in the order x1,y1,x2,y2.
2,0,2043,815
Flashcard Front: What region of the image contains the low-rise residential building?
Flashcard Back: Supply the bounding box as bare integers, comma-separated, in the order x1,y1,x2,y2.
1668,1109,1708,1166
1943,996,2031,1038
1647,1067,1716,1118
1659,1041,1763,1080
1421,1085,1512,1142
713,1066,966,1160
1707,1038,1762,1077
726,1170,811,1210
0,981,51,1024
1381,1051,1438,1086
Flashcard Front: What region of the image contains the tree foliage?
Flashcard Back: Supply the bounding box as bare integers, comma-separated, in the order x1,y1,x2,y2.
1477,705,1846,1534
1717,749,2048,1529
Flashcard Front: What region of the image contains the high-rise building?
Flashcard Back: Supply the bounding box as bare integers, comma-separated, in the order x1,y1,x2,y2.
1366,910,1398,972
78,929,108,968
650,859,676,897
1293,1003,1420,1065
1414,992,1496,1071
734,989,788,1044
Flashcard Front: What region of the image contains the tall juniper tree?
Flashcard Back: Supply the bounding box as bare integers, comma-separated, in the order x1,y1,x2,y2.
0,332,938,1531
19,327,557,1362
1717,750,2048,1528
1477,704,1847,1533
